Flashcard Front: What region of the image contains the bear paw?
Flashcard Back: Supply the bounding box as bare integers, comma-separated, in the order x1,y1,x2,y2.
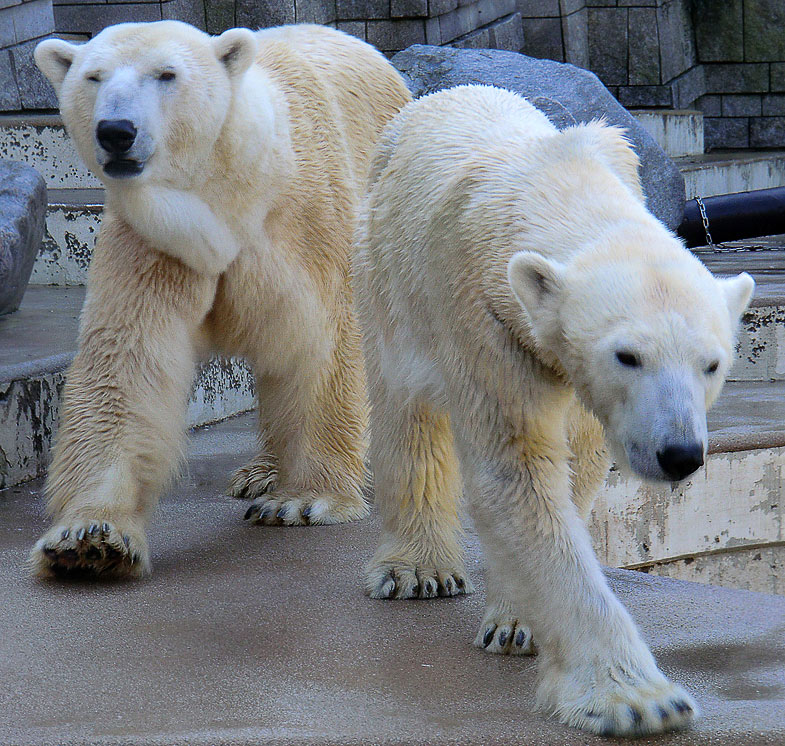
227,458,278,499
242,491,369,526
30,519,149,580
539,660,698,737
365,560,475,599
474,613,536,656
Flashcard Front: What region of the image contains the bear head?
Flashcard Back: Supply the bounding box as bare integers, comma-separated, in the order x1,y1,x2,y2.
508,227,755,483
34,21,257,186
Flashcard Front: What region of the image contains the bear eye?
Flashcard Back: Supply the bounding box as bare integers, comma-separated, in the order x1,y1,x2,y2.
86,74,100,83
705,360,720,375
158,70,176,82
615,351,641,368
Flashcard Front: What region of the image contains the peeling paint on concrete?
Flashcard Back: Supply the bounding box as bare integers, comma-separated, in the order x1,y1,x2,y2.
0,121,100,189
589,447,785,571
679,152,785,198
730,305,785,382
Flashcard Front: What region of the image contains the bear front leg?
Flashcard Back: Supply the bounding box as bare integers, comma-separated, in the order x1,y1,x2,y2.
30,217,217,580
242,320,369,528
457,421,696,737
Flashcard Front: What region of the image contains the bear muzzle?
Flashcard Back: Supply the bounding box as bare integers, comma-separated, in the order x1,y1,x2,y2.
96,119,146,178
656,442,704,481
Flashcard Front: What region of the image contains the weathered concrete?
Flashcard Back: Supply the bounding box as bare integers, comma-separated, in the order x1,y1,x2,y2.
631,109,705,158
0,287,256,488
1,413,784,746
677,151,785,198
0,159,46,314
391,44,687,231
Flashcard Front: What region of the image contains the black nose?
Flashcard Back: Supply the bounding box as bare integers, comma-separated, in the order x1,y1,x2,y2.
96,119,137,154
657,444,704,481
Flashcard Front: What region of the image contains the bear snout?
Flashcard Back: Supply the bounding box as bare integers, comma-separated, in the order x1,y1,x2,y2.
96,119,137,154
656,443,704,481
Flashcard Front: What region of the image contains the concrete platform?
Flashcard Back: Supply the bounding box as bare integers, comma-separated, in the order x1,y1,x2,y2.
1,413,784,746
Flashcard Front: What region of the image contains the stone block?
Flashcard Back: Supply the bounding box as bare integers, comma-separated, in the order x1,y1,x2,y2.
656,0,695,83
392,44,686,230
617,0,655,5
750,116,785,148
487,12,523,51
771,63,785,93
704,63,769,95
517,0,559,16
559,0,584,14
237,0,295,26
617,84,672,108
162,0,206,29
0,49,20,111
585,0,614,5
0,160,46,315
295,0,337,24
0,8,15,47
336,0,387,19
587,7,628,87
204,0,234,35
429,0,458,15
452,26,490,48
762,94,785,116
337,20,365,39
692,0,742,63
627,7,658,86
0,0,21,9
11,0,53,43
561,5,587,68
425,15,440,43
670,64,705,108
438,6,469,43
55,3,161,36
367,18,425,51
12,38,57,109
721,94,762,118
704,117,749,150
477,0,516,23
522,16,562,60
744,0,785,62
391,0,428,17
694,94,720,117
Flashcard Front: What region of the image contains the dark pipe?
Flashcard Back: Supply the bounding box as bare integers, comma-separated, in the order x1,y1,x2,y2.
677,186,785,248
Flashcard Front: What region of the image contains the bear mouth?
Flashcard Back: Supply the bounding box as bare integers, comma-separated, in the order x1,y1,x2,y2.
103,158,145,178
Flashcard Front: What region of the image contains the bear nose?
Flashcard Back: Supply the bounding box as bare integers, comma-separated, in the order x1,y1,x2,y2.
96,119,137,154
657,443,704,481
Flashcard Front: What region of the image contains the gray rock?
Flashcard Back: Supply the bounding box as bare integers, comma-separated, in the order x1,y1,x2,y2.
0,160,46,315
391,44,686,230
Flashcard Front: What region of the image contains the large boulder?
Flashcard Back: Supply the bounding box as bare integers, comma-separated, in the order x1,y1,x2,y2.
392,46,686,231
0,160,46,315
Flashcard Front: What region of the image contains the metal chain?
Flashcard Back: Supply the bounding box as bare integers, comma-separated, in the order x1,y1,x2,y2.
690,194,785,254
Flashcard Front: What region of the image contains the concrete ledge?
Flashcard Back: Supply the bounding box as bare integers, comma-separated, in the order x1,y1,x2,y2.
0,413,783,745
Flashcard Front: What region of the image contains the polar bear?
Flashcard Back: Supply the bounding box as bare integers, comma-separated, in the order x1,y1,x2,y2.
353,85,754,736
30,21,411,579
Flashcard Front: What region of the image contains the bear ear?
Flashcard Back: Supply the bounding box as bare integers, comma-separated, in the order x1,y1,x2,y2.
720,271,755,318
507,251,566,319
212,28,256,79
34,38,78,94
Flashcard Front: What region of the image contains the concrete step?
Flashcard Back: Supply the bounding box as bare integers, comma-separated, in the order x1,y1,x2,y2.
1,412,784,745
676,149,785,198
630,109,704,158
0,286,255,489
0,114,100,189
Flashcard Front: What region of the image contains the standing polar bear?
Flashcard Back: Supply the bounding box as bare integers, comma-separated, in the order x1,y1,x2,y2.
353,85,754,737
31,21,411,578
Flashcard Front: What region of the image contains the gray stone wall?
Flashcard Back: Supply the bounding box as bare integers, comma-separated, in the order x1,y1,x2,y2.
0,0,56,112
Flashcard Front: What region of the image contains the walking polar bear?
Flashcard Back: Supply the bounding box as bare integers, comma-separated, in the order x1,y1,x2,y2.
353,85,754,736
31,21,410,578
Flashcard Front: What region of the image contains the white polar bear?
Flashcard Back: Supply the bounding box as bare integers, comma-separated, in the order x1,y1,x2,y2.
30,21,410,579
353,85,754,736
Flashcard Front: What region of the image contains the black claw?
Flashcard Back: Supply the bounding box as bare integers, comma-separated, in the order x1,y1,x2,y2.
380,574,395,598
658,706,670,721
498,629,509,647
276,507,287,519
88,523,98,536
76,528,86,541
672,700,692,715
131,553,139,565
244,505,256,520
411,582,420,597
515,628,527,647
302,506,312,518
61,529,70,540
455,576,465,588
482,625,497,647
122,534,130,548
629,706,643,726
102,522,110,534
